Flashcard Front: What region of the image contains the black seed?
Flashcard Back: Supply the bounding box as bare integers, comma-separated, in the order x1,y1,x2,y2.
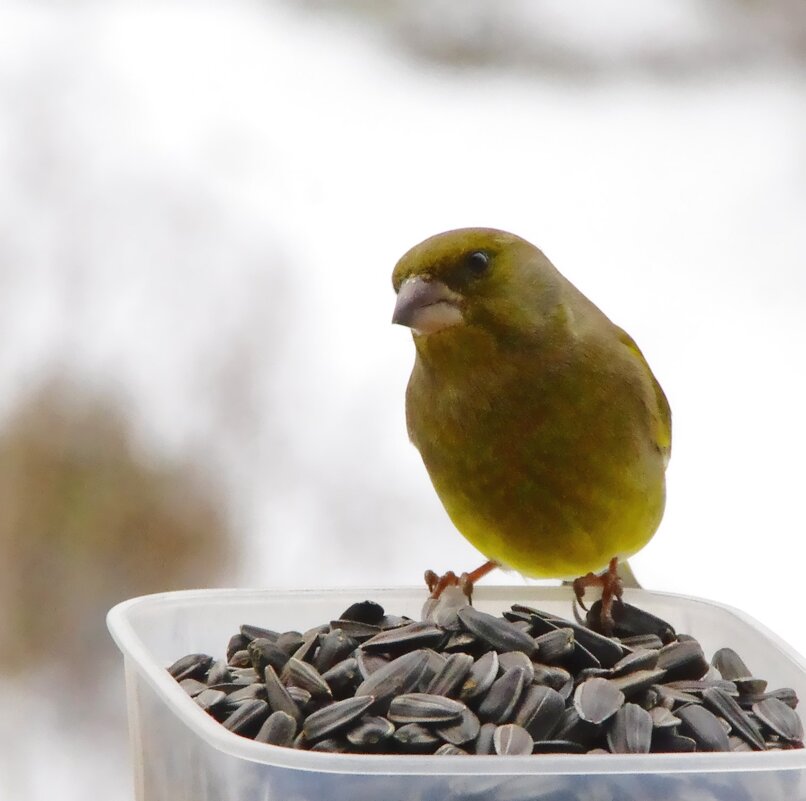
387,693,466,725
248,638,289,675
168,653,214,682
393,722,441,752
303,695,375,741
255,710,298,746
222,699,269,737
340,600,385,625
656,640,709,682
457,607,536,655
354,649,430,712
753,697,804,743
360,621,446,655
677,704,730,751
477,666,527,724
702,687,765,750
240,624,279,642
346,715,395,748
574,677,625,724
436,707,481,746
314,629,358,673
493,723,533,755
607,703,652,754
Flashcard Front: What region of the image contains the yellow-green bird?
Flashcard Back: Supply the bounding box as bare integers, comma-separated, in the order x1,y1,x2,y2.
392,228,671,624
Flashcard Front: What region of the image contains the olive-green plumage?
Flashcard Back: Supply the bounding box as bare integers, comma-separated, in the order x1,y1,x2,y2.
392,228,671,580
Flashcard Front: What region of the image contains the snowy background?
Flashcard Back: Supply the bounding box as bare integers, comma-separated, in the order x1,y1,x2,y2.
1,1,804,799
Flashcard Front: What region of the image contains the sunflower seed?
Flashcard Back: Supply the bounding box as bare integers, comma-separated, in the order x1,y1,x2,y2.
619,634,665,650
303,695,375,741
426,652,474,697
263,665,302,724
240,624,279,642
340,600,385,625
346,715,395,748
494,723,533,755
532,663,572,691
313,629,358,673
354,649,430,712
712,647,752,681
459,651,499,701
475,722,497,754
360,621,446,655
649,706,680,729
194,688,227,713
310,737,348,753
574,677,625,724
286,686,313,711
544,617,624,668
356,650,389,680
533,628,574,664
665,679,738,697
434,743,469,755
532,739,586,754
226,683,267,704
206,660,232,686
388,693,466,724
168,653,214,682
514,684,564,741
738,686,798,710
553,707,600,747
329,619,381,641
656,640,709,682
228,649,252,668
477,666,527,724
753,697,804,743
179,678,207,697
321,657,361,699
702,687,766,750
457,607,536,655
291,629,320,664
248,638,289,675
436,707,481,746
226,634,250,662
393,722,441,752
607,703,652,753
255,710,298,746
281,657,332,699
588,601,676,643
608,669,667,698
677,704,731,751
652,731,696,752
222,699,269,737
611,648,659,676
498,651,535,683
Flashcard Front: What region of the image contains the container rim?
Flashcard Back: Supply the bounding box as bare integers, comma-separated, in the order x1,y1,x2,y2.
107,585,806,776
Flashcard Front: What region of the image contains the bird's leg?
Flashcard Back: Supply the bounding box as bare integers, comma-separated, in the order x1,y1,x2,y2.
572,556,624,633
425,560,498,602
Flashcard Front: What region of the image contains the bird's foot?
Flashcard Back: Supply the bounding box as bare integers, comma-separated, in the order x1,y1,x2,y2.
424,560,498,603
572,556,624,634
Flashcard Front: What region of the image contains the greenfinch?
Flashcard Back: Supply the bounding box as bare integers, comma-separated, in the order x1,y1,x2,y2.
392,228,671,620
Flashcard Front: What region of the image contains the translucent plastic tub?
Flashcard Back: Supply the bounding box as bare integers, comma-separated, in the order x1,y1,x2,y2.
107,586,806,801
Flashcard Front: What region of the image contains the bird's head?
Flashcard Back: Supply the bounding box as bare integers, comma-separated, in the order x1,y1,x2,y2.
392,228,563,346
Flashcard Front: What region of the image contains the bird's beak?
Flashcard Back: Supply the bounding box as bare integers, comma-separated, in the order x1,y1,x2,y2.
392,277,463,336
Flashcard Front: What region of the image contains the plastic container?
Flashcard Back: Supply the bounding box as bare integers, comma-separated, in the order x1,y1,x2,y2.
108,586,806,801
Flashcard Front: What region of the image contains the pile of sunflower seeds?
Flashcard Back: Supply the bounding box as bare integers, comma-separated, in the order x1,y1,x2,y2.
168,591,803,756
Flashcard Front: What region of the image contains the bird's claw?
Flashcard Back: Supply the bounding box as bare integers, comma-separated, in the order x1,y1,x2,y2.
572,557,624,634
424,560,499,603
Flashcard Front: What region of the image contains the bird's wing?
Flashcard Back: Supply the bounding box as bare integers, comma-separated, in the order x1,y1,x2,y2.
616,328,672,467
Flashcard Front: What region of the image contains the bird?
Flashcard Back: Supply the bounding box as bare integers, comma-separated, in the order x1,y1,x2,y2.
391,228,671,629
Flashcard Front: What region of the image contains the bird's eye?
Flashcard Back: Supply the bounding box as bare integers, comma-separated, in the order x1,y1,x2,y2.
466,250,490,276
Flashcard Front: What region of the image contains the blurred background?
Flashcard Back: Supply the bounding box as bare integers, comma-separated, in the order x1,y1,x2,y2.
1,1,804,798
